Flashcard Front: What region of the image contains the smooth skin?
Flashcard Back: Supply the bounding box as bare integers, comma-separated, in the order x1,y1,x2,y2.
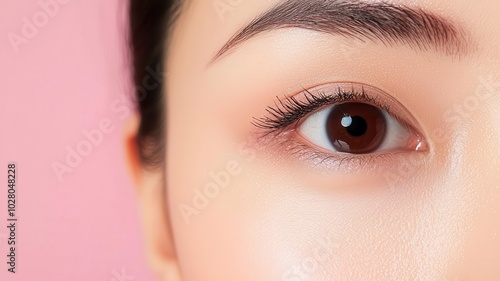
126,0,500,280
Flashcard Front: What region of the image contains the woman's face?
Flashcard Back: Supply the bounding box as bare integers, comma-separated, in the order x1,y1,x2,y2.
134,0,500,280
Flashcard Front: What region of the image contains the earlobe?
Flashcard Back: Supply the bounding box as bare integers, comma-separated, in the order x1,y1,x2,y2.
123,114,182,281
124,114,141,187
137,172,182,281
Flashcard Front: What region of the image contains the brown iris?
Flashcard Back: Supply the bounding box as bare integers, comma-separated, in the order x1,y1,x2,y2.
326,103,387,154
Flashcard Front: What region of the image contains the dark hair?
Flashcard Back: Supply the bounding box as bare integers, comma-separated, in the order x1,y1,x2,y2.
129,0,182,168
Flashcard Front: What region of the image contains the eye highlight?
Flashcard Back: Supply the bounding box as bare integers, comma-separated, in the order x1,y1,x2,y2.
252,83,427,161
299,101,417,154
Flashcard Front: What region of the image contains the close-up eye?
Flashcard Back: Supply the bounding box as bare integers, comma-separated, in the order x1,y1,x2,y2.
10,0,500,279
254,83,428,158
300,102,407,154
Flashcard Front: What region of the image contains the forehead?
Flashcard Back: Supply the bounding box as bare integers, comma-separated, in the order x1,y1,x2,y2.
169,0,498,67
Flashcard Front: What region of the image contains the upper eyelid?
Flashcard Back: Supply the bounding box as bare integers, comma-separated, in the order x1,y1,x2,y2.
251,82,433,158
252,84,397,132
250,83,430,171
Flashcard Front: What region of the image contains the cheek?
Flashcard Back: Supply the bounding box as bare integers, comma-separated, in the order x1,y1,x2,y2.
166,115,470,281
166,95,261,279
165,66,500,280
227,166,466,280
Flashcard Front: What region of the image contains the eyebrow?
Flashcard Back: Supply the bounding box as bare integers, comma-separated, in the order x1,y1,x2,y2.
212,0,471,62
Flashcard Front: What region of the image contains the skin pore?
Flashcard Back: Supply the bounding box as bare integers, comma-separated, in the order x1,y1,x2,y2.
126,0,500,280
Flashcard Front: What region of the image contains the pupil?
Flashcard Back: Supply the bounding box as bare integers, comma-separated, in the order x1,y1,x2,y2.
343,116,367,137
326,103,387,154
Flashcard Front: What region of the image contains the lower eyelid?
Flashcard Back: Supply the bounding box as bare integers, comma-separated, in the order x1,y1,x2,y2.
263,135,425,174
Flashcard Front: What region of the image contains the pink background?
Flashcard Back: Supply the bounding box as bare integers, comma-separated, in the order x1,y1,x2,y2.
0,0,155,280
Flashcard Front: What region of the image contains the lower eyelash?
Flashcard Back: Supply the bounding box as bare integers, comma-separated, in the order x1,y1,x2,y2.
271,137,415,173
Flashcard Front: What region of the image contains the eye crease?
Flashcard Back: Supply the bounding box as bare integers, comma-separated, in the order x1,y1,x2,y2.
252,83,427,160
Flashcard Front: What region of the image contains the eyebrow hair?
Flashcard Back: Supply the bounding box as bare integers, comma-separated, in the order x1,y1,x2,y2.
212,0,471,62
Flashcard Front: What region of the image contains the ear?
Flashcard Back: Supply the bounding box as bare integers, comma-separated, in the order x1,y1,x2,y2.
124,114,182,281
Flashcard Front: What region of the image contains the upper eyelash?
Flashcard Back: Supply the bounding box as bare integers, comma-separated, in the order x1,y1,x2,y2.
251,86,392,133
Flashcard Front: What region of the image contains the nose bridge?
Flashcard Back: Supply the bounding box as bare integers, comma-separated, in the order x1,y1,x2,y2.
436,74,500,187
455,74,500,210
447,74,500,278
463,74,500,186
450,172,500,279
445,72,500,181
